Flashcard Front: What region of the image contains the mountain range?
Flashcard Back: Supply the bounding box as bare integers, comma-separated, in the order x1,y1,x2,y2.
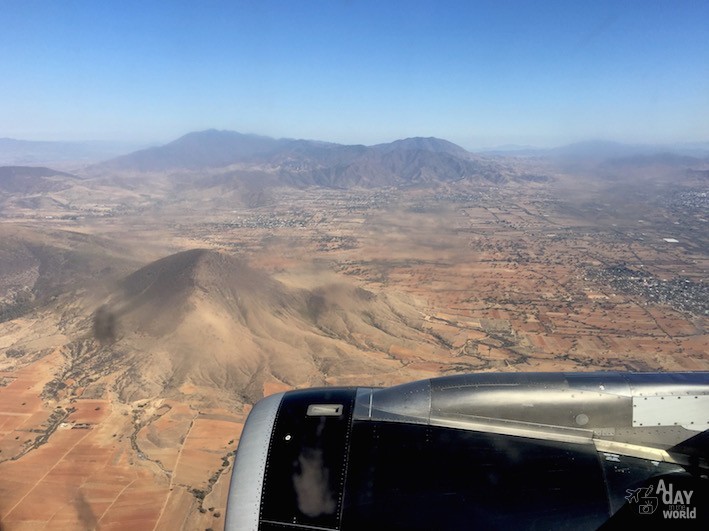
97,130,508,187
1,131,707,193
96,131,709,187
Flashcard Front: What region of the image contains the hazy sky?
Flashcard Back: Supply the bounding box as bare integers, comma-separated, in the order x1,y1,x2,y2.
2,1,708,148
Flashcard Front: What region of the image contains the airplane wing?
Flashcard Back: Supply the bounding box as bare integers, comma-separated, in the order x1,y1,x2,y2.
225,372,709,530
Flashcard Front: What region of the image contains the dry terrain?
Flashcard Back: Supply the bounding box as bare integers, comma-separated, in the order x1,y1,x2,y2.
0,159,707,529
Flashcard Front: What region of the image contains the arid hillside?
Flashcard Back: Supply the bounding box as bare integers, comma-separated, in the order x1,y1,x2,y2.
82,248,446,406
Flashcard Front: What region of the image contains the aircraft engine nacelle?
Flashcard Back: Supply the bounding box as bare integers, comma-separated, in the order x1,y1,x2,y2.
226,372,709,530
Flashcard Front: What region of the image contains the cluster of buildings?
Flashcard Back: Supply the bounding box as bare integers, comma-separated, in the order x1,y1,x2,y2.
586,265,708,316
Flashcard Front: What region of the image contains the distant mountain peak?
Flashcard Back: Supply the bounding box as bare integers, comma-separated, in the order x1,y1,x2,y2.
101,130,286,171
373,136,470,156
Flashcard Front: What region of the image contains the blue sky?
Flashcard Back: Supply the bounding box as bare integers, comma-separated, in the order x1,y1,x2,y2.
1,1,707,148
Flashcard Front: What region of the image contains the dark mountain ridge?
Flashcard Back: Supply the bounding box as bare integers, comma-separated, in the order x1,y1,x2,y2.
99,130,506,187
102,130,286,171
95,131,709,190
0,165,77,194
372,136,472,157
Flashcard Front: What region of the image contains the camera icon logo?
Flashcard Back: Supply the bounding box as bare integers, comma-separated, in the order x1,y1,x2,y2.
625,485,658,515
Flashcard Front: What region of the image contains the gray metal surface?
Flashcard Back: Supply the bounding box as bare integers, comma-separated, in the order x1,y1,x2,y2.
632,395,709,429
354,378,431,424
225,392,284,531
352,372,709,465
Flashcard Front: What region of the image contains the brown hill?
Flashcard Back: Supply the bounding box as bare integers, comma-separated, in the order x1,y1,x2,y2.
91,249,440,405
0,225,144,322
0,165,76,194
